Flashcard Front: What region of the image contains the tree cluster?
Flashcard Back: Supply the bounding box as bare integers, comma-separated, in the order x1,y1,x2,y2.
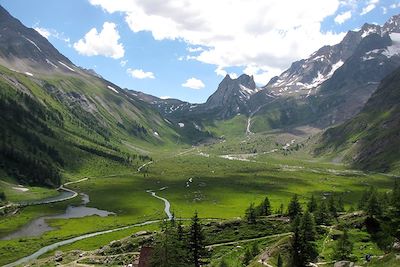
244,196,272,224
150,212,208,267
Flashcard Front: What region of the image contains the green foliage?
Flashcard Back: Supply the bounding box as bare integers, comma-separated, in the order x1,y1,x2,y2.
219,259,229,267
333,229,353,260
314,201,331,225
277,253,283,267
291,211,318,266
150,218,191,267
189,212,207,267
242,248,253,266
307,195,317,213
288,194,302,220
257,196,272,216
245,203,257,224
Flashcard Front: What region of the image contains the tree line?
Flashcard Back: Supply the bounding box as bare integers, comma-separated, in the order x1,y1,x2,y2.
150,212,208,267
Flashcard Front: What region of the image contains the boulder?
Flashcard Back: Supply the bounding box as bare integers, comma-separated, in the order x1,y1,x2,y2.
334,261,354,267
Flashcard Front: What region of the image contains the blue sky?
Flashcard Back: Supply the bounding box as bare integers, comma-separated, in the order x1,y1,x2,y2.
2,0,400,103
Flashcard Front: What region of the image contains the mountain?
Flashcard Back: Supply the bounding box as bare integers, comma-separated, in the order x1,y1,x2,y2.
141,15,400,135
0,5,76,74
315,66,400,173
203,74,261,118
246,15,400,132
0,5,187,187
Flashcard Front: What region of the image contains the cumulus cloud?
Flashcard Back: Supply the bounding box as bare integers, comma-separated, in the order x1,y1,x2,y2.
361,0,379,15
34,27,51,39
89,0,345,84
182,78,205,89
74,22,124,59
334,11,352,24
34,26,71,46
127,68,155,79
390,3,400,9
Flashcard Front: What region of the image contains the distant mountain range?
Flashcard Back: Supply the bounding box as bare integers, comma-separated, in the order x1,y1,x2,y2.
148,15,400,127
0,3,399,181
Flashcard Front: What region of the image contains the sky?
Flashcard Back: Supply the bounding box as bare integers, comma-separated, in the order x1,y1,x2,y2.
2,0,400,103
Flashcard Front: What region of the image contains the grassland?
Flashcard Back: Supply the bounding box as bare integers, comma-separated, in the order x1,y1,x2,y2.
0,129,397,266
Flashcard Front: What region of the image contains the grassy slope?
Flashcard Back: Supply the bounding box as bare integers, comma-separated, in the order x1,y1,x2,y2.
315,67,400,174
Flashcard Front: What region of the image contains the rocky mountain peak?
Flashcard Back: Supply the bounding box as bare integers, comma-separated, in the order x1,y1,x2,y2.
383,14,400,33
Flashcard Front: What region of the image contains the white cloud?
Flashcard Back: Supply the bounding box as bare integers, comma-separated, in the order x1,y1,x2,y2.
74,22,124,59
34,27,51,39
120,60,128,67
334,11,352,24
243,64,282,85
214,67,238,79
182,77,205,89
127,68,155,79
187,47,204,53
89,0,345,83
361,0,379,15
34,26,71,46
390,3,400,9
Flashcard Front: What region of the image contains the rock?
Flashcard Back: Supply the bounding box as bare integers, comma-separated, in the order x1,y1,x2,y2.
334,261,355,267
54,251,63,262
110,240,121,247
393,241,400,250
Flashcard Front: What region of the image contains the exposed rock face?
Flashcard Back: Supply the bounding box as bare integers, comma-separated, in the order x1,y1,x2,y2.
0,5,75,73
204,74,260,118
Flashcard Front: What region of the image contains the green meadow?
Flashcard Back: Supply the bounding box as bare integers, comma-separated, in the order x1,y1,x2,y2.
0,135,396,266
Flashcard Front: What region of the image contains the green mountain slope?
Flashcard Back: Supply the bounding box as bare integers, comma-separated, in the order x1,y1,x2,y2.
0,6,187,187
315,66,400,173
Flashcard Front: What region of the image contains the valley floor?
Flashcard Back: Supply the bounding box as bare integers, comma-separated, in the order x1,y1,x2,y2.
0,131,399,266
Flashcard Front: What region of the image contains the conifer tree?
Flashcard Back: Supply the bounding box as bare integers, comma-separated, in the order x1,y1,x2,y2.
245,203,257,224
288,194,303,220
307,195,318,213
315,201,330,225
243,248,253,265
189,212,207,267
277,253,283,267
259,196,272,216
333,229,353,260
328,195,338,219
366,192,382,218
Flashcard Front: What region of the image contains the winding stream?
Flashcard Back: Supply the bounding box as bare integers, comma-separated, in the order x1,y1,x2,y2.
146,187,172,220
3,187,173,267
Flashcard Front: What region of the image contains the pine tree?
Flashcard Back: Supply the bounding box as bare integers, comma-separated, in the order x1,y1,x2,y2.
243,248,253,266
277,253,283,267
328,195,338,219
259,196,272,216
288,194,303,220
307,195,318,213
150,219,190,267
189,212,207,267
365,192,382,218
245,203,257,224
333,229,353,260
219,259,229,267
250,242,259,257
291,211,318,266
315,201,331,225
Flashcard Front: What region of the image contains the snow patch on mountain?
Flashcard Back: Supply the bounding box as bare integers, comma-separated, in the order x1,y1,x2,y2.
58,61,75,72
23,36,42,52
384,33,400,57
107,85,119,94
